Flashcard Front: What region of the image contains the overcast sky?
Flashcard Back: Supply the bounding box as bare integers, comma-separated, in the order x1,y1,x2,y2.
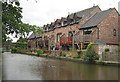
12,0,120,42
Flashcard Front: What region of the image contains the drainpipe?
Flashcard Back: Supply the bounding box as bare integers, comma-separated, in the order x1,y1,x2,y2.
97,27,99,40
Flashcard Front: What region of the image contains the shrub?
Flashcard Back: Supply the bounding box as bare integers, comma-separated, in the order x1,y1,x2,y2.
83,43,98,63
2,50,4,53
36,49,43,55
11,47,17,53
77,50,82,58
105,48,110,52
43,53,49,56
66,53,72,57
72,56,80,58
16,47,21,53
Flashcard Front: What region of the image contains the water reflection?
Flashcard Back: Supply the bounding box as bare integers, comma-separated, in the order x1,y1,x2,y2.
3,52,119,80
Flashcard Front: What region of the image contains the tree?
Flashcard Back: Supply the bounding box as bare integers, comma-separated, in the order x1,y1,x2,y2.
1,0,43,43
83,43,99,63
2,1,23,42
17,37,27,43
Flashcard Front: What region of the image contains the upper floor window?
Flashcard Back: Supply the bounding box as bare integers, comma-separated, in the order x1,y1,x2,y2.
61,22,64,26
84,29,92,35
113,29,116,36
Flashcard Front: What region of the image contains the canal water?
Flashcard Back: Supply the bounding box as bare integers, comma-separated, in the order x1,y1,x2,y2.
3,52,119,80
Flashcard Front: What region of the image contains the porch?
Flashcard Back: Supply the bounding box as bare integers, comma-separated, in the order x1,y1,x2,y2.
59,35,91,50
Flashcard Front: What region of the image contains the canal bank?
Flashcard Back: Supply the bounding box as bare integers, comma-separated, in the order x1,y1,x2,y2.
12,52,120,66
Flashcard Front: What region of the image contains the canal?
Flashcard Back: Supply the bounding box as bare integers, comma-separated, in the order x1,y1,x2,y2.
2,52,119,80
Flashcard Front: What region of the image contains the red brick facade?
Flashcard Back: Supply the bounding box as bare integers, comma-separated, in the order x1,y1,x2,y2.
98,9,119,44
42,6,101,47
28,6,120,52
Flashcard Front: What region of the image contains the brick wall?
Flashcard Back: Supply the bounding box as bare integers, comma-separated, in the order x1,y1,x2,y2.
102,52,119,61
28,39,37,52
98,9,119,44
90,27,98,42
119,16,120,43
98,44,118,60
42,6,101,47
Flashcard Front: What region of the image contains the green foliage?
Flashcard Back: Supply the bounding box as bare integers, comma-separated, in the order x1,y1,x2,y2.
2,50,4,53
44,35,47,39
43,53,49,56
16,47,22,53
15,42,27,49
2,1,43,43
66,53,72,57
36,49,43,55
105,48,110,52
11,47,17,53
72,56,80,58
83,43,98,63
77,50,82,58
2,1,23,42
17,37,27,43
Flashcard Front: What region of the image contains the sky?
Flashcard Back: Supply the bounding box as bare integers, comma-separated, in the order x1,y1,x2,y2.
11,0,120,42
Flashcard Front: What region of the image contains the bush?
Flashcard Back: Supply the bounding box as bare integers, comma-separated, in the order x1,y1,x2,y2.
43,53,49,56
66,53,72,57
36,49,43,55
77,50,82,58
2,50,4,53
11,47,17,53
105,48,110,52
83,43,98,63
16,47,21,53
72,56,80,58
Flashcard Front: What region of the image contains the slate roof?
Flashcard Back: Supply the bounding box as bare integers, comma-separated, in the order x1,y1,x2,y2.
76,6,98,17
28,32,42,39
62,17,67,21
69,6,98,19
79,8,113,29
43,6,98,31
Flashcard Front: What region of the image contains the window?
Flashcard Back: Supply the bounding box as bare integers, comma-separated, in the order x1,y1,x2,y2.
113,29,116,36
57,33,62,42
69,31,75,37
61,22,64,26
47,27,48,31
83,29,92,35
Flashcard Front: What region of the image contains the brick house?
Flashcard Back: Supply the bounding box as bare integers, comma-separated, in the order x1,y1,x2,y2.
27,6,120,55
77,8,119,58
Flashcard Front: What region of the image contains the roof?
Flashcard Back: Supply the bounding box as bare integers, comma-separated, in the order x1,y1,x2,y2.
79,8,113,29
69,6,98,19
43,6,98,31
28,33,35,39
62,17,67,21
28,32,42,39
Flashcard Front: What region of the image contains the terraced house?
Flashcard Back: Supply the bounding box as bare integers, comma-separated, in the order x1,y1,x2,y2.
27,5,120,55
